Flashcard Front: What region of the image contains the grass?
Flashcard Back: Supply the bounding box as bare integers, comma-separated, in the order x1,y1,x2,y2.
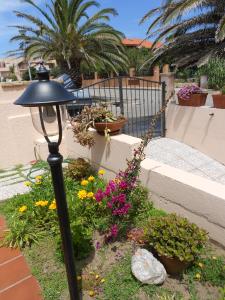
22,235,68,300
0,165,224,300
102,253,183,300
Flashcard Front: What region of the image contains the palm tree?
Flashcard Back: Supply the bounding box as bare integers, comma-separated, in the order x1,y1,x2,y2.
140,0,225,67
10,0,127,87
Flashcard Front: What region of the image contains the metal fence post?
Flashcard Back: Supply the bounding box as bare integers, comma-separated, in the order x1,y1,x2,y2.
118,77,124,115
161,81,166,137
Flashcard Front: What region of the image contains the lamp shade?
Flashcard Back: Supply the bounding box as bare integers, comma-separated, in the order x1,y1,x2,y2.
14,63,75,107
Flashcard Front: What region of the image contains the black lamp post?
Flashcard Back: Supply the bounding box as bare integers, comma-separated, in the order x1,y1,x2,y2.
14,63,80,300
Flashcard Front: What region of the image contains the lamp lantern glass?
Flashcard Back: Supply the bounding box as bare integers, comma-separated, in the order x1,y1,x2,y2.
30,105,67,137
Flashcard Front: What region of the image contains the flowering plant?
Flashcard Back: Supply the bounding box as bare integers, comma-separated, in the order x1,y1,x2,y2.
177,85,203,100
71,105,125,148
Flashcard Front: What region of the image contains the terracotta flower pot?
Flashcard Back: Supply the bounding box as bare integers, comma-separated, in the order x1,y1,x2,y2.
178,93,208,107
94,118,126,135
212,94,225,109
158,255,191,275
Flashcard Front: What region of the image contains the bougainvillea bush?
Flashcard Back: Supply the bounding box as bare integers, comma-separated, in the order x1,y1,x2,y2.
177,85,203,100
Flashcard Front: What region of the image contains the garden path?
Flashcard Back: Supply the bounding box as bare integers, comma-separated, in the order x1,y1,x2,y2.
0,164,43,202
145,137,225,184
0,216,42,300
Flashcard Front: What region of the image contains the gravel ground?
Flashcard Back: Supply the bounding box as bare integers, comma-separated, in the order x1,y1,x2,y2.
145,137,225,185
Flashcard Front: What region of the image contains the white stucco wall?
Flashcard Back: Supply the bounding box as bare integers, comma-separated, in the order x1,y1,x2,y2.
64,130,225,247
166,101,225,165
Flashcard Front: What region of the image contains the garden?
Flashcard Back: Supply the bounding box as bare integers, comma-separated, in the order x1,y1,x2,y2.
0,153,225,299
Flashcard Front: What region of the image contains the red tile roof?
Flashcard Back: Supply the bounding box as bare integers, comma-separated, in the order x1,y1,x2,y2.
122,38,162,49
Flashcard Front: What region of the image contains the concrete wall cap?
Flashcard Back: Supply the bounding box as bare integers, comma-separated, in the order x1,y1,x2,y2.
142,158,225,200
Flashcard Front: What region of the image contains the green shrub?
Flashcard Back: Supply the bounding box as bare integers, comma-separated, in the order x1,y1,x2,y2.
221,86,225,95
198,58,225,90
65,158,94,181
145,214,208,262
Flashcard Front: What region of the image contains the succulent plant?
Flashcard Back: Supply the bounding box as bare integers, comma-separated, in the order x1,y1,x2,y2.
145,214,208,262
71,105,124,148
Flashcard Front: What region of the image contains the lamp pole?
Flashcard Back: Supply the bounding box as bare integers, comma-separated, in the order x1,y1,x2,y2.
48,143,80,300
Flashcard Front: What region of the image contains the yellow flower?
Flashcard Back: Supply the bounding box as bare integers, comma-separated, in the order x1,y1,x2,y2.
88,176,95,182
100,278,105,283
19,205,27,213
198,262,204,268
49,202,57,210
24,181,31,187
114,178,121,184
195,273,201,280
87,192,94,199
81,180,88,186
35,200,49,207
78,190,87,199
77,276,82,281
98,169,105,176
212,256,217,260
89,290,95,297
35,175,42,185
95,274,100,280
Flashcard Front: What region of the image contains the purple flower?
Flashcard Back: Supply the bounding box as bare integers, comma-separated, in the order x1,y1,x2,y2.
96,241,101,250
110,224,118,237
119,181,128,190
178,85,203,100
95,189,104,202
108,180,116,192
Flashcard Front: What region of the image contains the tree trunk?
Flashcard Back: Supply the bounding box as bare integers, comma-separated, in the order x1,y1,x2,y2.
58,59,82,89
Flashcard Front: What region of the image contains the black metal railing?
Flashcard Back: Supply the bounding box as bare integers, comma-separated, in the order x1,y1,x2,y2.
67,76,166,138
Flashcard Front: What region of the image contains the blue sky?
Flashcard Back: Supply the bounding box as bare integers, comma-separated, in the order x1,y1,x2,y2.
0,0,161,58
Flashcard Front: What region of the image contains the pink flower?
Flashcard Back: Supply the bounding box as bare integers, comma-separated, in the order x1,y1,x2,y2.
95,189,104,202
119,181,128,190
178,85,202,100
110,224,118,237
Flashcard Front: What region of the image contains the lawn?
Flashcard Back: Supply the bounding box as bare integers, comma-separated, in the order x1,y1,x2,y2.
0,159,224,300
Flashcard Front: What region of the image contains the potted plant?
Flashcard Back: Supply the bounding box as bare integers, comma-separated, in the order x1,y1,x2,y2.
212,87,225,109
177,85,207,106
71,105,126,148
144,214,208,275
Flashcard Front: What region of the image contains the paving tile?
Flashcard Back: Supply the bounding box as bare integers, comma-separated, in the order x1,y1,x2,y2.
0,247,21,264
1,276,42,300
0,256,31,290
0,216,6,228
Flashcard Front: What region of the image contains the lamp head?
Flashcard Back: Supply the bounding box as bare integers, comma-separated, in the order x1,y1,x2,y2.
14,62,74,143
14,62,75,107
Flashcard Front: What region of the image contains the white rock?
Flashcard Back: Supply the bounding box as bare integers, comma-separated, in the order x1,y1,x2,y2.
131,248,167,285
